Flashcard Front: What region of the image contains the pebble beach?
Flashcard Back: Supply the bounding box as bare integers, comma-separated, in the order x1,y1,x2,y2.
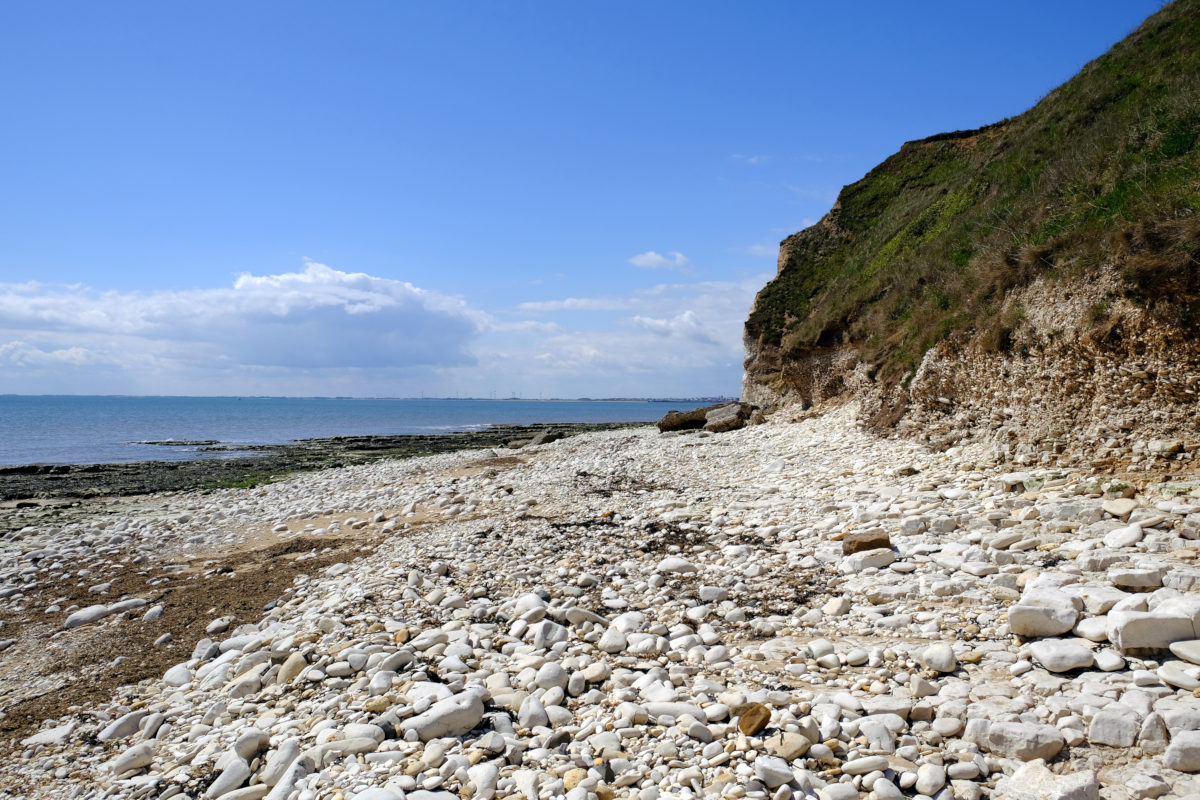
2,405,1200,800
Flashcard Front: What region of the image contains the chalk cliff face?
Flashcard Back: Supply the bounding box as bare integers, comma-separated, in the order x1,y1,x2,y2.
742,0,1200,465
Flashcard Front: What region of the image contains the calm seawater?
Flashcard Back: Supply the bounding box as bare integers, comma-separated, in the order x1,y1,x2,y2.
0,396,714,466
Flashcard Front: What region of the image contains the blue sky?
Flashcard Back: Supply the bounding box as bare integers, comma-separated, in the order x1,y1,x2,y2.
0,0,1162,397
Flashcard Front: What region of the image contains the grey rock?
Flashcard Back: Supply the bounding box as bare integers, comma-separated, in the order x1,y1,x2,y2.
1165,730,1200,772
1008,592,1079,637
1029,639,1094,672
987,721,1064,761
107,742,154,774
1107,610,1195,652
753,755,793,788
915,764,946,796
400,692,484,741
64,604,111,629
995,759,1098,800
917,642,957,673
1088,708,1138,747
1169,638,1200,665
205,759,251,798
97,709,148,742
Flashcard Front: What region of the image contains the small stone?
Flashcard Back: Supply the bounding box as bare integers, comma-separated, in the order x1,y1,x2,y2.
598,627,627,654
1169,639,1200,666
840,755,889,775
918,642,957,673
162,663,193,687
1102,498,1138,519
1126,773,1169,800
841,530,891,555
1088,708,1138,747
98,710,148,741
205,759,251,798
1103,525,1143,548
995,760,1098,800
753,755,793,788
1108,611,1195,652
563,769,588,791
841,548,894,572
987,722,1064,761
107,742,154,774
1093,649,1125,671
1158,660,1200,690
736,702,771,735
872,778,904,800
656,557,697,574
1165,730,1200,772
64,604,111,629
1008,593,1079,637
1029,639,1094,672
915,764,946,796
821,596,851,616
765,731,811,760
400,692,484,741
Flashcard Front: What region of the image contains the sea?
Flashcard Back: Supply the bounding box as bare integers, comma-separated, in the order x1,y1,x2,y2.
0,395,717,467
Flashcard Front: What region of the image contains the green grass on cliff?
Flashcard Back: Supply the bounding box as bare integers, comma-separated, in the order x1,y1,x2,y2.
747,0,1200,381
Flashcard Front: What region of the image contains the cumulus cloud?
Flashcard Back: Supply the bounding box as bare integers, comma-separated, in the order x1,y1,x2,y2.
0,262,486,390
628,251,691,272
494,274,770,393
0,260,770,397
629,310,720,345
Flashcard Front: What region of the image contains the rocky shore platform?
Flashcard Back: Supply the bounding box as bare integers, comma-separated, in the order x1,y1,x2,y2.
0,423,639,507
2,406,1200,799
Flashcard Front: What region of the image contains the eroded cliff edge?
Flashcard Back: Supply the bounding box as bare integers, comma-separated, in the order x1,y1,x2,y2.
743,0,1200,468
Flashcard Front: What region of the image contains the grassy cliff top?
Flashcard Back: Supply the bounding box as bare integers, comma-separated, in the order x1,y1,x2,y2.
747,0,1200,381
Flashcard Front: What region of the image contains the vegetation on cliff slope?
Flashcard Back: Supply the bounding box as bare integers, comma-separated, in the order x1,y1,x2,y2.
746,0,1200,382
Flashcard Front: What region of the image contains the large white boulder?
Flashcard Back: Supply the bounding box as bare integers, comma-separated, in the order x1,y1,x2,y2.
400,692,484,741
1107,610,1195,652
995,760,1098,800
1008,595,1078,637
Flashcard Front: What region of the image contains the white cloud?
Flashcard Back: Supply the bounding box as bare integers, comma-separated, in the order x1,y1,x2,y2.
516,297,631,312
628,251,691,272
746,244,776,257
0,262,486,391
0,341,113,367
732,154,769,166
487,274,771,394
0,260,771,398
629,310,719,345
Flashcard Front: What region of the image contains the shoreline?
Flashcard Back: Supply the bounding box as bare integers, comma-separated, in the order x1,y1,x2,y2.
0,421,643,505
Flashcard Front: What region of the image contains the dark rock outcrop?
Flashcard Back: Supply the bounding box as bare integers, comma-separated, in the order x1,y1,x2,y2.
657,403,758,434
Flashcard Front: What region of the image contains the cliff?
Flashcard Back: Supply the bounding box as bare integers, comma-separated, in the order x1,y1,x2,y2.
743,0,1200,467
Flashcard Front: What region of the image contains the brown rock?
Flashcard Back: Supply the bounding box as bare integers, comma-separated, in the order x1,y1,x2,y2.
657,405,717,432
564,769,588,791
842,529,892,555
765,731,812,760
735,702,772,736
